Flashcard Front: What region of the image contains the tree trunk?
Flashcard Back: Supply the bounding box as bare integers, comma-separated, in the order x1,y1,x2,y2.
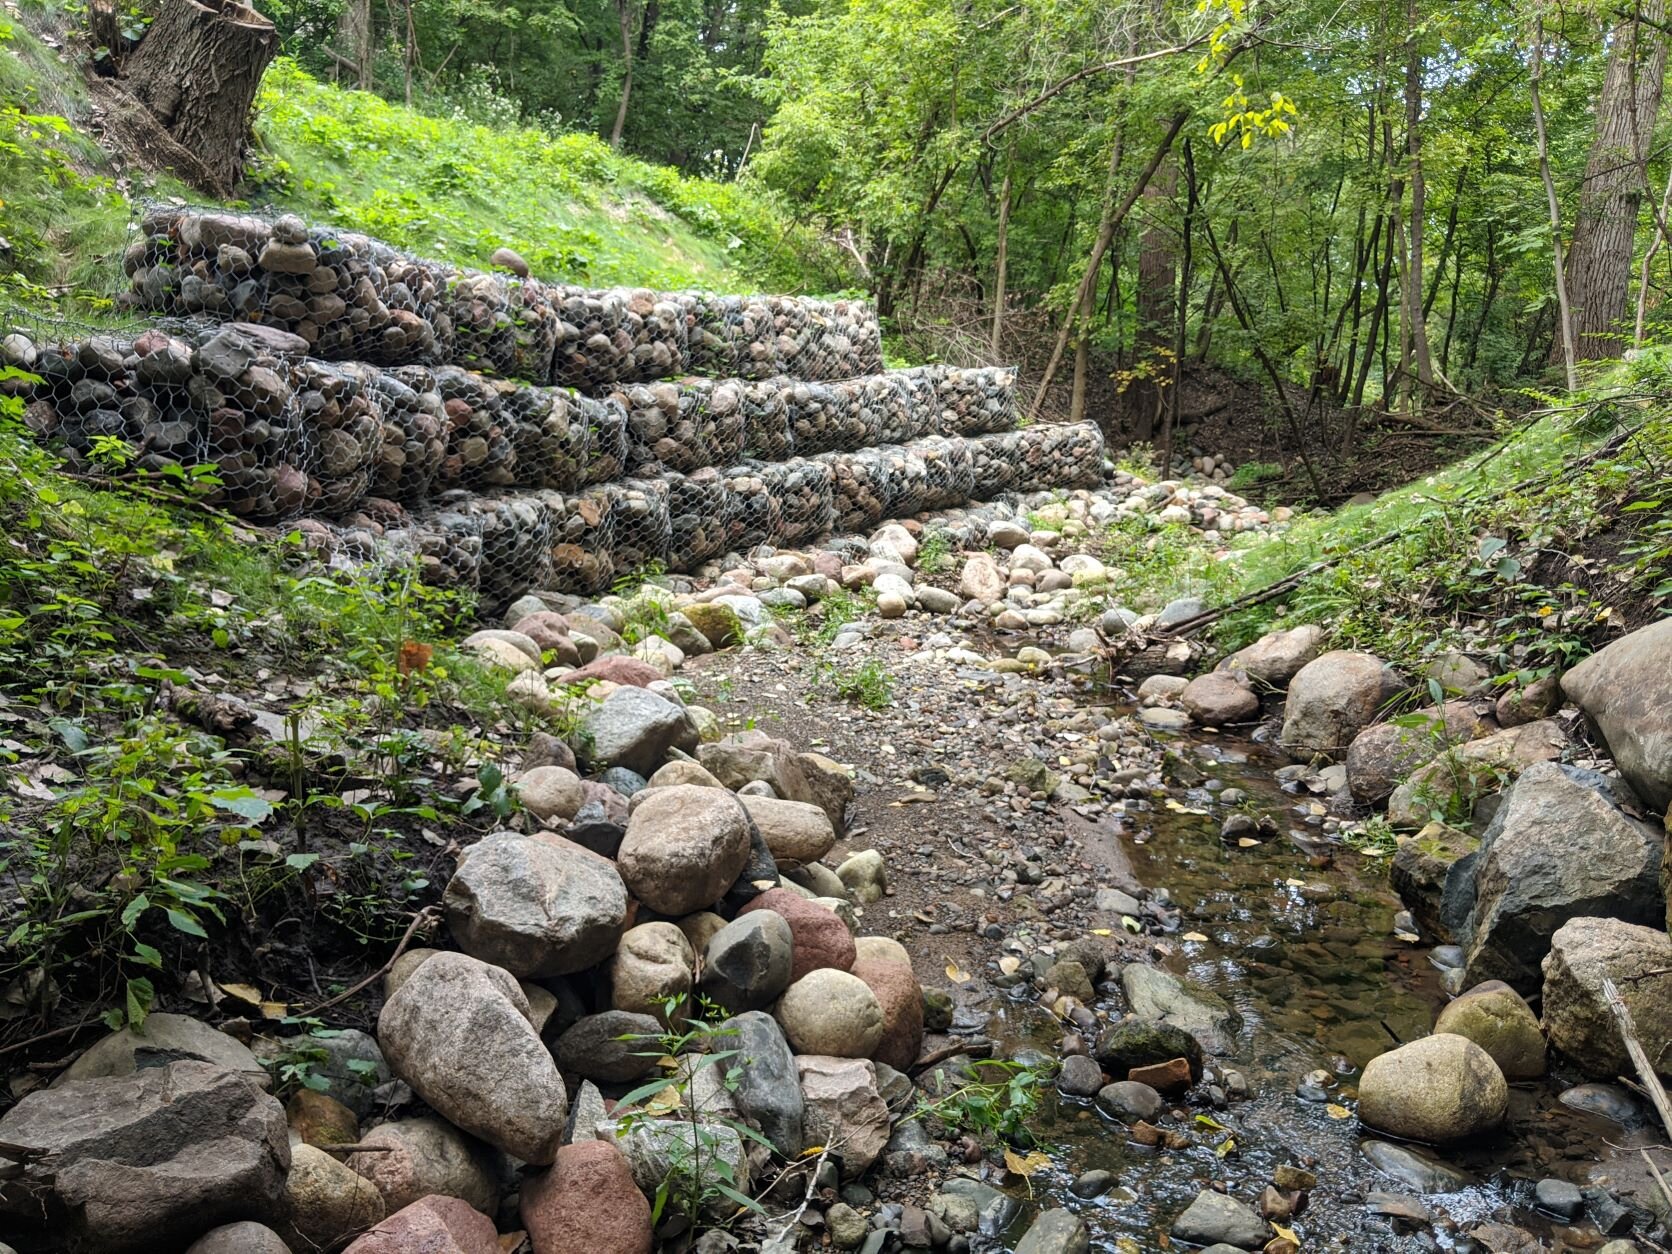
335,0,373,88
1560,0,1667,360
610,0,637,147
1130,151,1177,442
1403,1,1436,403
991,158,1012,358
118,0,277,194
1531,17,1580,389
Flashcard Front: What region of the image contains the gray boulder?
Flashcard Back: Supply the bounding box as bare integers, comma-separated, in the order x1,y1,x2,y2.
581,685,698,774
1014,1209,1090,1254
377,952,568,1164
1120,964,1241,1055
1346,702,1497,806
1218,624,1326,690
306,1027,392,1118
1389,822,1478,943
1386,719,1568,829
444,831,628,978
56,1012,268,1087
0,1060,289,1253
1171,1191,1271,1250
1459,762,1662,993
1434,981,1545,1080
1279,650,1402,759
554,1010,664,1083
185,1223,293,1254
1542,917,1672,1080
702,910,795,1012
1562,617,1672,810
717,1011,804,1156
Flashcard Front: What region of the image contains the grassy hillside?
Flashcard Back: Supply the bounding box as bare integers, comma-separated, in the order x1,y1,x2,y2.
0,17,843,314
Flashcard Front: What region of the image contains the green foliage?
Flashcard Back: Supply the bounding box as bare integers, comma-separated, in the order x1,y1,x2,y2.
253,59,841,293
915,528,954,575
915,1057,1053,1147
613,996,773,1225
813,656,894,709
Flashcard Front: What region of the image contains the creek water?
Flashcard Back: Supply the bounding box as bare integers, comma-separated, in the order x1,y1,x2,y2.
972,718,1661,1253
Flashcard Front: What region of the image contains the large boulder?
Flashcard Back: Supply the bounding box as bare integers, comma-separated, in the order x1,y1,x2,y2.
0,1060,289,1253
1458,762,1663,992
185,1223,293,1254
276,1142,385,1253
444,836,628,983
345,1116,501,1216
697,732,852,833
515,765,586,822
1386,719,1568,829
1120,965,1240,1055
445,831,628,978
1562,617,1672,810
1357,1034,1507,1144
341,1196,498,1254
701,910,795,1012
959,554,1007,605
1179,671,1260,725
851,958,925,1071
740,794,836,869
554,1011,664,1083
580,685,698,774
56,1012,269,1087
610,921,695,1024
1092,1019,1204,1082
1434,982,1546,1080
1014,1209,1091,1254
597,1118,750,1208
776,969,884,1057
796,1055,892,1174
1389,823,1479,943
1346,702,1498,806
1218,624,1326,690
1170,1191,1270,1250
617,784,752,916
377,952,568,1164
1279,650,1402,759
521,1140,652,1254
715,1012,804,1156
738,888,856,980
1542,917,1672,1079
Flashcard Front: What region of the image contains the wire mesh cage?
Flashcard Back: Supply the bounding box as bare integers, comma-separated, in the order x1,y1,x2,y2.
549,286,692,391
817,447,896,533
779,375,885,455
613,376,747,475
1010,422,1107,491
664,467,735,571
293,358,386,518
907,434,977,513
879,366,942,444
127,207,455,366
542,484,619,595
426,365,518,490
933,365,1019,435
445,270,564,384
365,365,447,503
687,294,882,382
611,476,673,573
436,489,554,614
966,429,1024,499
495,377,593,492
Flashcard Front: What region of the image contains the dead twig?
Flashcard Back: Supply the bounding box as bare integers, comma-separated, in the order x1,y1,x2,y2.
291,905,443,1019
1604,975,1672,1142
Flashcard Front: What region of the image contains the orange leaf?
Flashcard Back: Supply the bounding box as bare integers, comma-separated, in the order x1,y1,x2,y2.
397,641,434,677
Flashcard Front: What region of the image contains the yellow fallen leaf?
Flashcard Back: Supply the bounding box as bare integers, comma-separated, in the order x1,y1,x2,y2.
1194,1113,1227,1130
218,982,263,1006
799,1144,826,1157
1214,1136,1236,1158
1326,1103,1351,1119
999,956,1022,975
1116,1241,1141,1254
1237,837,1259,848
1121,915,1142,933
1181,931,1208,942
1090,928,1112,936
1285,877,1306,888
1273,1223,1299,1243
259,1000,288,1020
647,1085,682,1113
1003,1148,1052,1176
945,957,971,984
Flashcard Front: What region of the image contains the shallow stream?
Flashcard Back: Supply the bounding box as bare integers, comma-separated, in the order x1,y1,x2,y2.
973,719,1663,1253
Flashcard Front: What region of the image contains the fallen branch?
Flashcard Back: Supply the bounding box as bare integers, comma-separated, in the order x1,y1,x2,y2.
911,1038,996,1073
1604,975,1672,1142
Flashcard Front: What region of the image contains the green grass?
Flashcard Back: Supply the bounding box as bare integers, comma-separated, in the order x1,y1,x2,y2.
251,59,844,294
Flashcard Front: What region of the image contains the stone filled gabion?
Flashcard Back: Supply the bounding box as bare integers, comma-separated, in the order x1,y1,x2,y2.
880,367,940,444
445,270,562,383
495,378,593,492
424,365,517,490
1010,421,1105,492
778,375,885,455
365,365,447,503
817,448,896,533
932,365,1018,435
439,490,553,612
687,293,883,382
13,325,315,523
664,468,734,570
293,359,386,518
126,208,454,366
580,397,631,486
612,376,748,475
965,429,1024,498
394,502,484,593
541,484,618,595
611,477,673,572
550,286,692,392
721,461,786,552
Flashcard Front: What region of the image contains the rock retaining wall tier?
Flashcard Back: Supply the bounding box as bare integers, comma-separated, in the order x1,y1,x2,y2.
125,208,884,388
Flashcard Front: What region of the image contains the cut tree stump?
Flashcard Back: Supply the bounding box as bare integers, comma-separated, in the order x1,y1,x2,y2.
114,0,278,194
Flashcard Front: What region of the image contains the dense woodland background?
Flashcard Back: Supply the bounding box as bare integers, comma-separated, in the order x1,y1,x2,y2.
14,0,1672,493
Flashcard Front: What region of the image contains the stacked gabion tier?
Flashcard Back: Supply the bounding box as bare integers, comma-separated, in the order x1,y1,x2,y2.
10,212,1104,610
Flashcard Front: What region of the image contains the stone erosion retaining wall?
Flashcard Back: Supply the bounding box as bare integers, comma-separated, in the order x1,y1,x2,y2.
123,208,885,389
